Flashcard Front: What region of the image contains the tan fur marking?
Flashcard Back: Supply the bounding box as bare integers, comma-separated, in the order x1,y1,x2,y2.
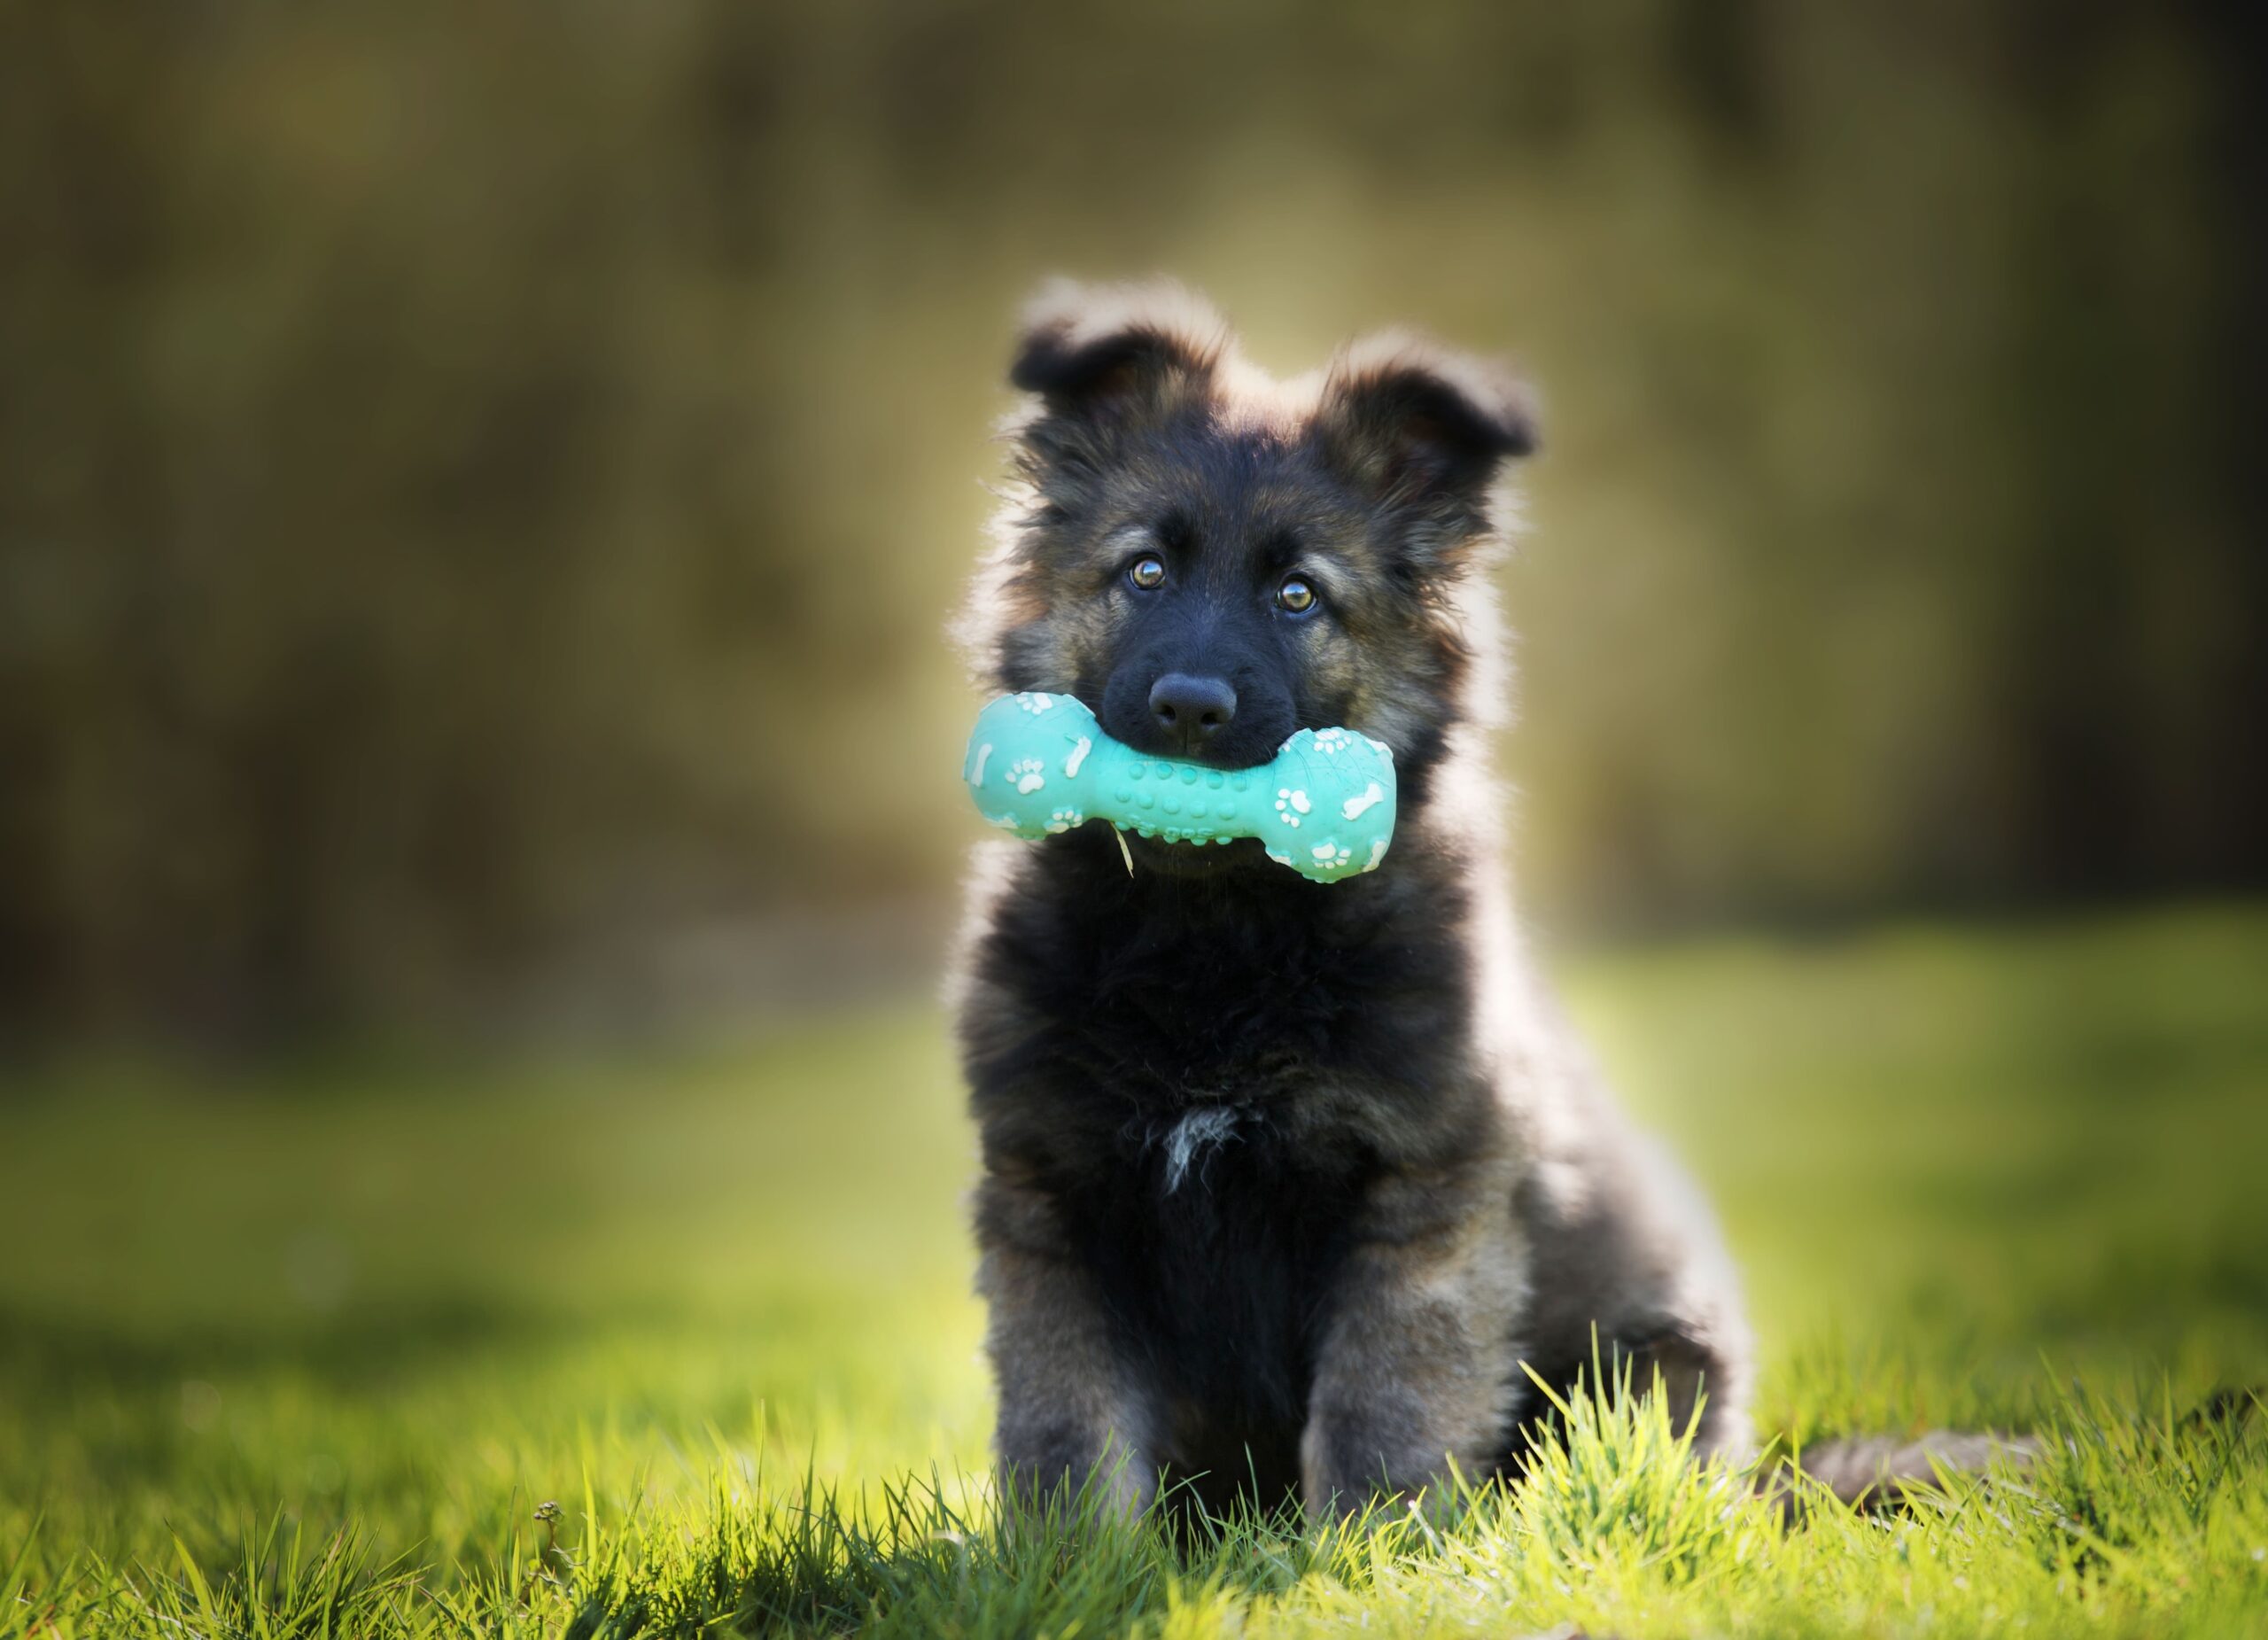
1301,1163,1528,1519
976,1171,1159,1516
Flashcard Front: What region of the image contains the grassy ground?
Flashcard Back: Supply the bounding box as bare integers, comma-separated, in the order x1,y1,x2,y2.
3,903,2264,1636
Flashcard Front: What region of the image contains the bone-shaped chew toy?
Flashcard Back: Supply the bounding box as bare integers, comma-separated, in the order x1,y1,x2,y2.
963,692,1396,882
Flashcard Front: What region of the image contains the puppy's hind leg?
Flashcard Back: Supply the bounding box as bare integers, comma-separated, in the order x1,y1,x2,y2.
1612,1323,1754,1464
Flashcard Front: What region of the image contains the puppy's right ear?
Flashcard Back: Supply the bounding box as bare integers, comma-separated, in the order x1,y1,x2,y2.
1009,279,1227,431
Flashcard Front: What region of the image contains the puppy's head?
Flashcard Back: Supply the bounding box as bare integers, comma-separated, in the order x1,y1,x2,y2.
961,280,1534,847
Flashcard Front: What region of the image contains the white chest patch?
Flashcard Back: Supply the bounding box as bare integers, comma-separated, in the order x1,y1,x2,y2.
1160,1106,1243,1194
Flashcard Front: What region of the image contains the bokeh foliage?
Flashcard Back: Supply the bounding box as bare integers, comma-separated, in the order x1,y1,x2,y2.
3,1,2261,1039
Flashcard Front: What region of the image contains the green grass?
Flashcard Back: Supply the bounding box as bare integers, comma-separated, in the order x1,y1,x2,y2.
3,903,2264,1636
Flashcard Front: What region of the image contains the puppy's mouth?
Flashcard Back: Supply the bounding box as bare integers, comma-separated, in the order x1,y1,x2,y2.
1114,829,1272,879
1107,730,1289,774
1088,688,1300,774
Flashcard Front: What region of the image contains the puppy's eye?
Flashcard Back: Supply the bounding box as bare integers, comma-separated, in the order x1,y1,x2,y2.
1127,554,1167,590
1276,575,1318,615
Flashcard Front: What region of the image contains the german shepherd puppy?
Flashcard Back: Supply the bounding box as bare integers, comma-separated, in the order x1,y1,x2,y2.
951,281,1753,1522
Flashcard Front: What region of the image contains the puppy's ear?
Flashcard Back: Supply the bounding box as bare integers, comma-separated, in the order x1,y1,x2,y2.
1009,279,1228,431
1317,336,1537,508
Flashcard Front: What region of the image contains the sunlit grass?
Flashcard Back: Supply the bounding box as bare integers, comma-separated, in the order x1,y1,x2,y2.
3,903,2264,1636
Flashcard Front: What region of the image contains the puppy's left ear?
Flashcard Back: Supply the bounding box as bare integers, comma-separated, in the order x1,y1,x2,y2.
1009,278,1227,431
1317,337,1537,509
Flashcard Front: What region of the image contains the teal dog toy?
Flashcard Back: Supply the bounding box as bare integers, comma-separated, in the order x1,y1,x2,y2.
963,692,1396,882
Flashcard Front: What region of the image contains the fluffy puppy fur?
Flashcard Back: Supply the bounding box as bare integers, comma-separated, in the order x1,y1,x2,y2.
951,280,1752,1522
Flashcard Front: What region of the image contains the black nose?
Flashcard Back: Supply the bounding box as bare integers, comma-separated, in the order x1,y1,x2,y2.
1148,672,1238,752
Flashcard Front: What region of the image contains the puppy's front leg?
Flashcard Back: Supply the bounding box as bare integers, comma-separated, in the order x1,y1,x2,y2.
1301,1169,1524,1520
975,1170,1157,1517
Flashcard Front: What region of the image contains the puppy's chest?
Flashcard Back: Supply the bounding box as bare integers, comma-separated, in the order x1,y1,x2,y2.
1070,943,1376,1115
1074,1104,1365,1415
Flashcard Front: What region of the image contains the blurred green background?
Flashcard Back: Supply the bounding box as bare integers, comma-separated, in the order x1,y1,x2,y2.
4,0,2263,1045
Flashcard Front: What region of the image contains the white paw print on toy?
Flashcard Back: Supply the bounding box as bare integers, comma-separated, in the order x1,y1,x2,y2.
1312,728,1352,756
1310,842,1353,869
1013,692,1055,714
1045,806,1084,834
1007,758,1046,794
1274,787,1311,828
